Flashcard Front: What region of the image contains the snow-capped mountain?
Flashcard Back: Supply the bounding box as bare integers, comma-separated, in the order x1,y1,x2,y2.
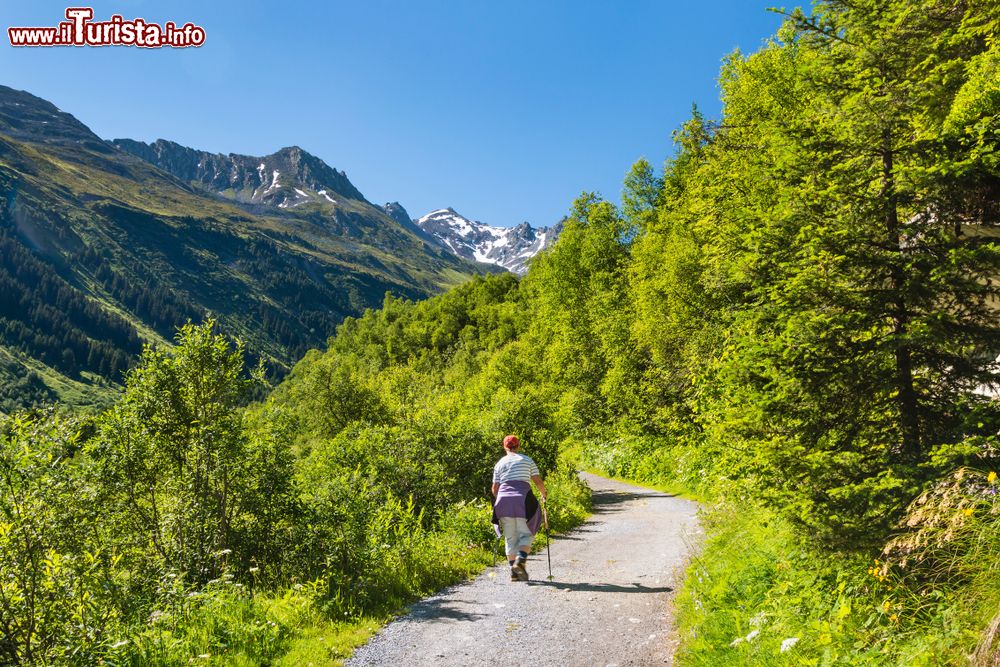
415,208,560,275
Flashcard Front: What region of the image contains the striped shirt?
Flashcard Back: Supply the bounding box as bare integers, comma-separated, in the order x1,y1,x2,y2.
493,452,540,484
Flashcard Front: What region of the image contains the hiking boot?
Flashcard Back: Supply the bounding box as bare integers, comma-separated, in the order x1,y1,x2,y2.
510,566,519,582
514,556,529,581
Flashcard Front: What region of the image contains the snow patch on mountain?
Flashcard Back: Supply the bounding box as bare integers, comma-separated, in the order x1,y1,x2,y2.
414,207,560,275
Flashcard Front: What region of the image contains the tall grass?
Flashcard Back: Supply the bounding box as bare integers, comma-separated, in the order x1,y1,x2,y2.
110,469,592,666
583,437,1000,666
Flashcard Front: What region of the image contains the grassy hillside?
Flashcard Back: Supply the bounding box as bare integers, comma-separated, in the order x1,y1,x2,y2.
0,85,484,409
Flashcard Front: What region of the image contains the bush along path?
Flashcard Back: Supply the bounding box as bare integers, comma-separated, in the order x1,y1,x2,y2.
345,473,702,666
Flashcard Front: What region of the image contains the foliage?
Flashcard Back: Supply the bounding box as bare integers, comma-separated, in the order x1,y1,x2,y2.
0,309,591,665
5,0,1000,663
0,411,119,665
91,322,292,584
675,501,897,666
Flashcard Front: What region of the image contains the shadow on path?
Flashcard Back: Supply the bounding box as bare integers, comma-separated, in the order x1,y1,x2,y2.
588,487,677,516
527,580,674,594
408,599,488,624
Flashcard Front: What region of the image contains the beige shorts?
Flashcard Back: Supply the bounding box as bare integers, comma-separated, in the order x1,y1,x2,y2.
499,516,533,555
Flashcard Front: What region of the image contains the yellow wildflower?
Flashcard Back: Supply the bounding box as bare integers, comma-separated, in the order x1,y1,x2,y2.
988,471,997,484
890,614,898,622
964,508,974,516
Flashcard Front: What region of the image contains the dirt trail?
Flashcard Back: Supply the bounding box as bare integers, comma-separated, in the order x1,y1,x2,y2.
345,473,702,666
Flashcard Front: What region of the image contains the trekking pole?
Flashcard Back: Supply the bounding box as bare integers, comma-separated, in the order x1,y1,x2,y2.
543,501,553,581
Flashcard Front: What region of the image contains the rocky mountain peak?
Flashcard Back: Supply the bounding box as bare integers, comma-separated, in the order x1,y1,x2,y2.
111,139,365,208
383,202,412,228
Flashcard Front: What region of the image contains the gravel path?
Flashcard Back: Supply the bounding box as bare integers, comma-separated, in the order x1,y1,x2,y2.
345,473,702,666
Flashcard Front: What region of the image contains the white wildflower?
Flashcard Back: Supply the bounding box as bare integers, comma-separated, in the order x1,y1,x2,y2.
780,637,799,653
745,630,759,642
749,611,766,627
730,637,745,647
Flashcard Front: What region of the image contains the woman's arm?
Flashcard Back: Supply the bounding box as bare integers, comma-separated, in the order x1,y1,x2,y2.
492,482,500,497
531,474,547,501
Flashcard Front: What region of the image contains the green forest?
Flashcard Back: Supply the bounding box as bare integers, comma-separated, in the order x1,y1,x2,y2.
3,0,1000,664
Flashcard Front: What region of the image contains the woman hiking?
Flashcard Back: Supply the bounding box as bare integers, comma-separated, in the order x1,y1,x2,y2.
491,434,548,581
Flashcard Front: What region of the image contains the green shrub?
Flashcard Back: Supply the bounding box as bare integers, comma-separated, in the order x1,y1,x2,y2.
0,410,126,666
543,468,593,535
438,499,496,550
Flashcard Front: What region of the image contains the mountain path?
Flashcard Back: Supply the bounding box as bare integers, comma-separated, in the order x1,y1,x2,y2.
345,473,702,666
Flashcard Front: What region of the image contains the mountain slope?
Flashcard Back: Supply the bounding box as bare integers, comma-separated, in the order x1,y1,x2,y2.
112,139,365,208
0,85,483,410
415,207,560,275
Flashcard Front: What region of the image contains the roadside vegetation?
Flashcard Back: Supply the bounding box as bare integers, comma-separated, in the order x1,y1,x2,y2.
3,0,999,665
1,314,591,665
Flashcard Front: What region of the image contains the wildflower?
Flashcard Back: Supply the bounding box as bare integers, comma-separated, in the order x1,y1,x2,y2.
883,600,892,612
780,637,799,653
729,636,745,647
964,508,975,516
890,614,898,622
249,567,259,574
988,471,997,484
745,630,760,642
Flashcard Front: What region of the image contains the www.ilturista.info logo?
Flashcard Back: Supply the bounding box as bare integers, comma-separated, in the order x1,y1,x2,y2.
8,8,206,48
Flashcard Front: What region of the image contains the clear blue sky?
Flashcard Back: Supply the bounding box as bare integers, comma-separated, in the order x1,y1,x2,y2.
1,1,785,227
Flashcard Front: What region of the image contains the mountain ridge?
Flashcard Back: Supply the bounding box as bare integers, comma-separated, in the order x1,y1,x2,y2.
414,207,560,275
112,139,367,206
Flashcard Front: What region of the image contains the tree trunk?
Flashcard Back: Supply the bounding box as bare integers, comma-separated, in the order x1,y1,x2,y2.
882,128,920,459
